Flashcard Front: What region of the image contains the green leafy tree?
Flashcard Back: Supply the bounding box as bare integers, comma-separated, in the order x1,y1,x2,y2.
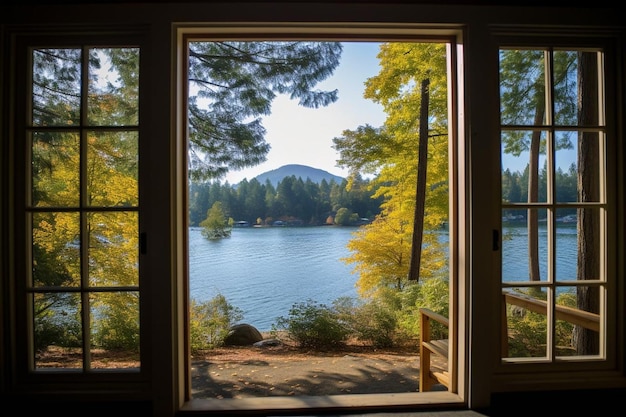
200,201,232,239
188,41,342,181
334,42,449,297
334,207,358,226
499,50,578,283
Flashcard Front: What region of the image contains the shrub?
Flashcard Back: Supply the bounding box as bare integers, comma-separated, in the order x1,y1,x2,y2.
396,275,449,341
274,299,349,349
506,289,579,357
333,296,398,348
189,294,243,353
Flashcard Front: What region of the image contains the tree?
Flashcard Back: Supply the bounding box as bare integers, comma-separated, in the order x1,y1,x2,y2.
575,51,601,355
334,42,449,297
187,41,342,181
499,50,576,282
500,49,601,355
334,207,357,226
200,202,232,239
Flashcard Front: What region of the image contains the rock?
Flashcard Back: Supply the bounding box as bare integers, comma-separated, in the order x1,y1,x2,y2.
253,338,282,348
223,323,263,346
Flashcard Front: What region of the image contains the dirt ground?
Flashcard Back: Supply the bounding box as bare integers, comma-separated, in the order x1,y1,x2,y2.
35,338,448,399
190,341,440,399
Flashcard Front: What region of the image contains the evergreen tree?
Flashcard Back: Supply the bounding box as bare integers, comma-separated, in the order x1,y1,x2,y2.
187,41,342,181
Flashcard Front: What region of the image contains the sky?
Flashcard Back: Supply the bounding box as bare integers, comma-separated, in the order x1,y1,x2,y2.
223,42,387,184
194,41,576,184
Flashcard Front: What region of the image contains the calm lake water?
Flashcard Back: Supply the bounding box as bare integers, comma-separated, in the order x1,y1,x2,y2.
189,224,577,331
189,226,360,331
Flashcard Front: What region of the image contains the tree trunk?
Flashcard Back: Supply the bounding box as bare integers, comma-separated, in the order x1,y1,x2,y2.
408,78,430,281
528,100,544,282
575,51,600,355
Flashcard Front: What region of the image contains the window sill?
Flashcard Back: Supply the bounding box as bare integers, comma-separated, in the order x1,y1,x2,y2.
180,391,464,414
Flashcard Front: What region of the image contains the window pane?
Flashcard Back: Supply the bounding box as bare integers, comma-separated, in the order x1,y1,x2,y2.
32,212,81,287
500,44,607,365
553,50,580,126
499,49,547,126
555,208,577,282
88,212,139,287
88,48,140,126
90,291,140,370
501,130,548,203
32,48,82,126
31,131,80,207
554,131,578,203
25,41,142,374
502,208,548,283
556,286,600,357
571,207,602,282
554,50,601,127
33,292,83,369
503,288,549,359
555,131,602,203
87,131,139,207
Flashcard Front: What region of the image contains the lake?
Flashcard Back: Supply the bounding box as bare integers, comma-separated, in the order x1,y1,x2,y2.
189,226,360,331
189,224,578,331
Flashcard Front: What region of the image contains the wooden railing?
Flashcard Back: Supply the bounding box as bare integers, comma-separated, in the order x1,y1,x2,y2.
501,291,600,356
419,307,449,392
419,291,601,392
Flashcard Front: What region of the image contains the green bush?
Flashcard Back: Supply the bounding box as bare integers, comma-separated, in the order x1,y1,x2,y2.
396,276,449,341
274,299,349,349
189,294,243,353
333,296,398,348
91,293,140,351
33,293,82,351
506,308,547,357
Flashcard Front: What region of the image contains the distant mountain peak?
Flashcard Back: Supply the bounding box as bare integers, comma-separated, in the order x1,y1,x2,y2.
252,164,344,187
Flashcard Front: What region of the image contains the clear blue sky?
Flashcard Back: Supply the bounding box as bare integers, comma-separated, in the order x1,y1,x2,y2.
224,42,386,184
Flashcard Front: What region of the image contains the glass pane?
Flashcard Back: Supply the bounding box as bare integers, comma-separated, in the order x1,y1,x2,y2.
501,130,548,203
556,286,600,357
579,131,601,203
553,50,579,126
556,50,601,127
502,288,548,359
32,48,81,126
88,211,139,287
499,49,547,126
502,208,548,283
31,131,80,207
90,291,140,370
571,207,602,282
554,131,578,203
32,212,81,287
87,131,138,207
555,208,577,282
34,292,83,370
88,48,140,126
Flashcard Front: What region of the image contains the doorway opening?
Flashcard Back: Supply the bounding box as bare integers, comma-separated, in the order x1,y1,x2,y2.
180,30,459,410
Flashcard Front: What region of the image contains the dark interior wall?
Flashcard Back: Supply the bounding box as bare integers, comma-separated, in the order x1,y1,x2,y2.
489,389,626,416
1,1,623,416
1,0,619,6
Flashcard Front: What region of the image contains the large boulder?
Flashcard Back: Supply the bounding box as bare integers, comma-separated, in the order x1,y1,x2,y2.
223,323,263,346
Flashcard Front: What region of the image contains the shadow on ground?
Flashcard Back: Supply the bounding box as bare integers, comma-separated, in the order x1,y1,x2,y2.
191,350,446,399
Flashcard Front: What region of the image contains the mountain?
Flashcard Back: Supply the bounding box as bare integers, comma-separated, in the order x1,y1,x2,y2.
252,164,344,187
